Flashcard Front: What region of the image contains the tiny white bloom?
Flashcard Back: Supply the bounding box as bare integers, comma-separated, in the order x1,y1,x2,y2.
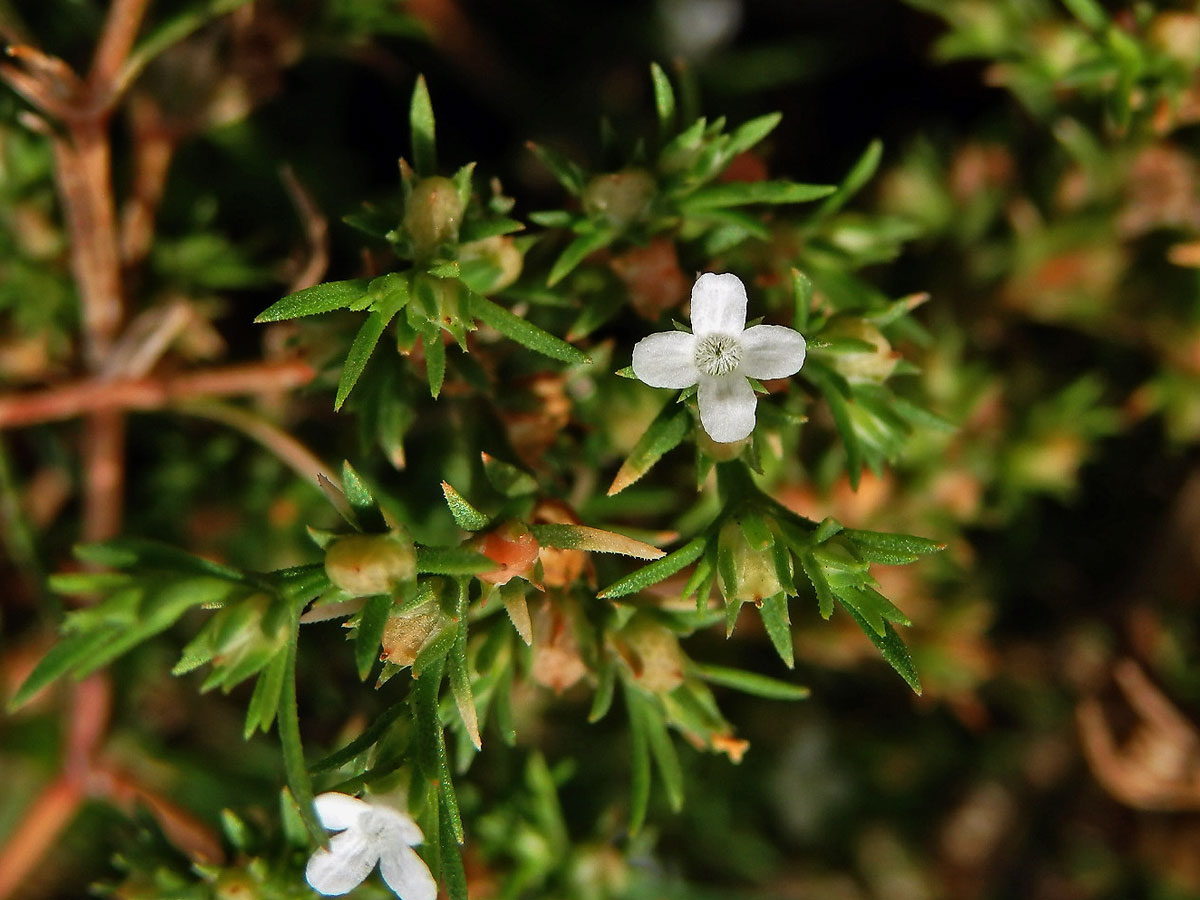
305,792,437,900
631,272,806,443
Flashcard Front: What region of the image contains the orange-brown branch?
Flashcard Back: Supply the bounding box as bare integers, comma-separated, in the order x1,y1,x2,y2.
0,361,316,428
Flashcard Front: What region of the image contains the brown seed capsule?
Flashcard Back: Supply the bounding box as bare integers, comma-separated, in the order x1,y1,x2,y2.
472,520,540,585
324,531,417,596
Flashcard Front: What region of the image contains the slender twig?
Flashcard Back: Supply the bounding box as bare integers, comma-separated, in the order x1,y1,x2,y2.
177,400,338,488
87,0,152,98
0,360,316,428
281,165,330,294
119,93,176,265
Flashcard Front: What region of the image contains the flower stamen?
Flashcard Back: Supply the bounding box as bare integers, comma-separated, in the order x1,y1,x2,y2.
694,333,743,376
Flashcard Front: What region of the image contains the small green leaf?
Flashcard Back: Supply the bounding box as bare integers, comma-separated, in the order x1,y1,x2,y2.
800,552,835,620
416,546,495,575
410,75,437,176
468,291,590,365
650,62,676,137
310,702,408,772
792,269,814,332
813,139,883,220
279,608,325,846
355,593,392,680
480,453,538,497
607,404,691,496
341,461,387,533
9,629,115,710
244,650,287,737
526,142,586,196
413,626,458,680
836,585,911,635
441,482,491,531
598,536,707,599
423,330,446,399
693,662,809,700
448,584,481,750
803,362,863,489
530,523,665,559
725,112,782,157
631,690,684,812
336,306,397,411
589,659,616,722
759,593,794,667
840,605,922,694
626,686,651,834
439,801,468,900
681,180,835,210
255,278,370,323
547,227,617,286
1062,0,1108,29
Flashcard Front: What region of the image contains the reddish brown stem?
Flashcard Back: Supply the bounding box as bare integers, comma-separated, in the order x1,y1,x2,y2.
0,360,316,428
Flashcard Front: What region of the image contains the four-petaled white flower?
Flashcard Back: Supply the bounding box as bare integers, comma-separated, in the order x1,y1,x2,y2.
305,792,437,900
631,272,806,442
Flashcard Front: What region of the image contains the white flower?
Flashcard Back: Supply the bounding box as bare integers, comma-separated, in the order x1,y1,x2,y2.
305,792,437,900
631,272,806,443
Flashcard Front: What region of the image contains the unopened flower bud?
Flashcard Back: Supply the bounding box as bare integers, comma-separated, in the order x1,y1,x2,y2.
381,604,445,667
613,616,686,694
825,318,898,384
530,599,587,693
472,520,539,585
1149,12,1200,67
582,169,655,229
459,235,523,293
404,176,465,256
214,872,260,900
718,521,782,604
324,531,417,596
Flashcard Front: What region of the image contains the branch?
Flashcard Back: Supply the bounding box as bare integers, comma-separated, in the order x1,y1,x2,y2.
0,360,316,428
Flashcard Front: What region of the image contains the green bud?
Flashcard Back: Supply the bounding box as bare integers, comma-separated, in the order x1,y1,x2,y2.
404,175,465,256
718,521,782,605
582,169,656,229
324,531,417,596
459,235,523,293
825,318,898,384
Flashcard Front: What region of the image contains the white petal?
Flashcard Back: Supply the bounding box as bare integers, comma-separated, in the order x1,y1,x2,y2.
632,330,699,388
697,375,757,443
689,272,746,337
375,807,425,846
313,793,370,832
379,844,439,900
305,829,379,896
739,325,806,380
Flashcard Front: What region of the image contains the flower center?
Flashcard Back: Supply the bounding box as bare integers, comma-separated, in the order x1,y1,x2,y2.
694,334,742,376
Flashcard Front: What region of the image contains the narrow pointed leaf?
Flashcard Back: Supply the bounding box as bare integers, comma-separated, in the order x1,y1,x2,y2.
680,180,835,211
526,142,586,196
800,552,835,619
410,75,437,176
547,227,617,286
607,404,691,496
355,593,392,679
759,593,794,668
840,604,922,694
279,609,324,846
814,139,883,220
468,292,590,364
693,662,809,700
530,523,665,559
480,453,538,497
255,278,371,323
650,62,676,136
598,536,707,599
441,482,491,531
